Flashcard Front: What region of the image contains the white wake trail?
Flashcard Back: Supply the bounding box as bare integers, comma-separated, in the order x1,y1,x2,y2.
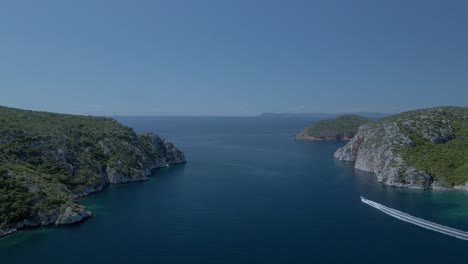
360,197,468,241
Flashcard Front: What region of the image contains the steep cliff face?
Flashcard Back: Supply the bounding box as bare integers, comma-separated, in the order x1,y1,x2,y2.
334,123,433,188
334,107,468,190
101,132,186,184
0,106,186,237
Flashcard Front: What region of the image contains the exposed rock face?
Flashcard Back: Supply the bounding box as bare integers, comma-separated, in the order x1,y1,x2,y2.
139,132,187,165
397,107,457,144
56,206,92,225
334,123,432,189
334,107,467,190
103,134,186,184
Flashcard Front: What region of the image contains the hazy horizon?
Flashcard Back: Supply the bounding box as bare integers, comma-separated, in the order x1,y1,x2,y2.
1,0,467,115
4,103,466,117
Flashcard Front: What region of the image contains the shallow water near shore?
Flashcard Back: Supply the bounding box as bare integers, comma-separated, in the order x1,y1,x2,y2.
1,116,468,263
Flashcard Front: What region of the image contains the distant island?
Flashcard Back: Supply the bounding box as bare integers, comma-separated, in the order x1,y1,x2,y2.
0,106,186,237
294,115,370,141
334,106,467,190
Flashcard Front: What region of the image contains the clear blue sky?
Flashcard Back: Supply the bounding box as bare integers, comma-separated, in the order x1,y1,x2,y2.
0,0,467,116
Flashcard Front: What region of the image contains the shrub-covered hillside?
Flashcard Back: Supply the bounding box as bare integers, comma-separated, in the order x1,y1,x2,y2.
393,107,468,186
294,115,370,141
0,106,185,236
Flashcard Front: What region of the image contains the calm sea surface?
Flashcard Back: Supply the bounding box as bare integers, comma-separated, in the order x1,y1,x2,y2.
1,117,468,263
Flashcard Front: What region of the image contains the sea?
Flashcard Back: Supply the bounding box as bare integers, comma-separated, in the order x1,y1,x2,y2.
1,116,468,263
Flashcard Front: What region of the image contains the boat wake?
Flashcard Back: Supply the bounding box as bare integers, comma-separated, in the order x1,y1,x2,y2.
360,196,468,241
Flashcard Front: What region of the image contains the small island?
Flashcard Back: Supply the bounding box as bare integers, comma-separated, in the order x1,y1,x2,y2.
294,115,370,141
0,106,186,237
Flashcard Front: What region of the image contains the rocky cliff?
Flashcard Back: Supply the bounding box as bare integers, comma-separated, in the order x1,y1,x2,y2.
334,106,468,190
0,106,186,237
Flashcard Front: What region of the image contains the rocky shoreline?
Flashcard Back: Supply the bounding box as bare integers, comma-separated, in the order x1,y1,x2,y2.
334,107,467,191
0,204,93,238
333,123,434,189
0,106,186,238
0,160,186,238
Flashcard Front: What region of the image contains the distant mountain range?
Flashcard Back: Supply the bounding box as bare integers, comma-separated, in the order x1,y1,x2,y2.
258,112,392,120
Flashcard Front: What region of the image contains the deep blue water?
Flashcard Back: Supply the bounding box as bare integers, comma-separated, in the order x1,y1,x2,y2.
1,117,468,263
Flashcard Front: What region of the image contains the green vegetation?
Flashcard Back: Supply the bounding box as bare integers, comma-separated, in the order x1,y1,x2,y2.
0,106,171,230
394,108,468,187
0,174,34,228
296,115,370,140
370,106,468,187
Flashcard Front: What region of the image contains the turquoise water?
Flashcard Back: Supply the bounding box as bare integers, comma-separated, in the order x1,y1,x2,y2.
1,117,468,263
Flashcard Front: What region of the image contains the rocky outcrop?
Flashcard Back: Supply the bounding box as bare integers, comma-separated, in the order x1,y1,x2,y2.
56,206,92,225
0,205,92,237
334,107,467,190
139,132,187,165
334,123,432,189
103,133,186,184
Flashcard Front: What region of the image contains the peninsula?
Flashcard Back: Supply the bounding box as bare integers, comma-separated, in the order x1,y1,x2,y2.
294,115,370,141
0,106,186,237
